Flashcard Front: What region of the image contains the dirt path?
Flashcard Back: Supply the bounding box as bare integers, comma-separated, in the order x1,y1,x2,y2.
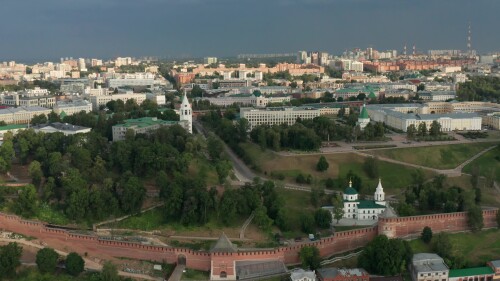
354,145,497,178
239,213,254,239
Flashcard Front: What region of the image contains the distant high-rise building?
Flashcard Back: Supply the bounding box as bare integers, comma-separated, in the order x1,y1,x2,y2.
204,57,218,65
78,58,87,72
297,51,308,64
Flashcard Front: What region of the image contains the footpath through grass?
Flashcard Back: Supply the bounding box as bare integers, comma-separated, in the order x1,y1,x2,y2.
409,229,500,266
367,142,499,169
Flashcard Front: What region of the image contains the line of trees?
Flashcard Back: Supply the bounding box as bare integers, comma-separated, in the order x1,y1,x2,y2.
457,76,500,101
10,123,198,223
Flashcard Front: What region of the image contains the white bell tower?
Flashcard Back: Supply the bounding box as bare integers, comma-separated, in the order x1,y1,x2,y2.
180,92,192,134
374,178,386,206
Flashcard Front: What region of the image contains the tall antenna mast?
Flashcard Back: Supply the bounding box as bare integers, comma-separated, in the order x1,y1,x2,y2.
467,22,472,57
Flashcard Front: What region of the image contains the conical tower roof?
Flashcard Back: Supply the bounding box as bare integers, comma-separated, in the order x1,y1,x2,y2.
210,233,237,253
359,104,369,119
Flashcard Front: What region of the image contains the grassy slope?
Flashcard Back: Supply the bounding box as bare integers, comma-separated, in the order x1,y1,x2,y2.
241,142,435,193
409,229,500,267
366,142,499,169
463,146,500,182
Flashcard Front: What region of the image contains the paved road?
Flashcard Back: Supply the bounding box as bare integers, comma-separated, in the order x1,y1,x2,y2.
167,264,186,281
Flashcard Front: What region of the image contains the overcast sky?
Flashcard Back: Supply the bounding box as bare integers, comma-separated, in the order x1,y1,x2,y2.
0,0,498,62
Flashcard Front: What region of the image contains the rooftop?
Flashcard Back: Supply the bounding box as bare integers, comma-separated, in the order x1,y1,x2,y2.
449,267,494,278
357,200,386,209
114,117,178,128
412,253,448,273
32,122,91,132
316,268,368,278
210,233,237,253
0,124,28,131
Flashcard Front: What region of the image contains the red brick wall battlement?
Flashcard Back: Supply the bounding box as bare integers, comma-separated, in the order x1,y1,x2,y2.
0,209,497,273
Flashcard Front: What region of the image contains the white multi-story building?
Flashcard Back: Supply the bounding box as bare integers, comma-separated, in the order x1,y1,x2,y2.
418,91,456,101
53,100,93,116
145,93,166,106
115,57,132,67
204,57,218,65
0,106,52,124
484,113,500,130
90,93,146,111
351,61,364,72
240,103,350,130
0,87,56,108
107,72,158,88
367,104,482,132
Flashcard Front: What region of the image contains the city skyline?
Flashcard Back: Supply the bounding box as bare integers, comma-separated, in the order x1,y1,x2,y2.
1,0,499,62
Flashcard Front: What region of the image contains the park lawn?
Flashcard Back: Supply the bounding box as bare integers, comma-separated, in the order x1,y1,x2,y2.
241,142,435,193
366,142,499,169
463,146,500,182
409,229,500,266
275,187,316,237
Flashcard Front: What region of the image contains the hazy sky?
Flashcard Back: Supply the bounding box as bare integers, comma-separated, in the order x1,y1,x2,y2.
0,0,498,61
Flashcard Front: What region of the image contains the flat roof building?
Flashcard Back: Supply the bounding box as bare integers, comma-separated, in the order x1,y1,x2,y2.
410,253,449,281
112,117,188,141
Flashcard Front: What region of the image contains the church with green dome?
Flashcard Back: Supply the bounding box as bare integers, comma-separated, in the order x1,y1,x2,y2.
356,104,370,130
342,179,386,220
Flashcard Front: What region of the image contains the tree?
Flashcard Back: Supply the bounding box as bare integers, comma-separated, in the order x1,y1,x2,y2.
363,157,379,179
417,122,427,136
28,160,43,187
332,196,344,224
207,135,224,161
467,205,484,232
119,174,146,214
470,166,480,189
14,185,38,217
101,261,120,281
253,206,273,231
496,210,500,227
36,248,59,273
299,246,321,270
406,124,417,140
421,226,433,244
358,235,412,276
30,114,48,125
429,121,441,136
433,233,452,259
65,252,85,276
300,213,315,234
314,208,332,228
215,160,232,184
0,242,22,279
0,139,14,173
316,156,329,172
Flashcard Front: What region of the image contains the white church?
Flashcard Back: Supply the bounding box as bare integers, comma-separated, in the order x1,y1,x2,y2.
342,179,386,220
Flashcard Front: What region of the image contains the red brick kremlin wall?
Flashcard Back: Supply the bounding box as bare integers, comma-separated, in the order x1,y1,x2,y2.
0,210,497,271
